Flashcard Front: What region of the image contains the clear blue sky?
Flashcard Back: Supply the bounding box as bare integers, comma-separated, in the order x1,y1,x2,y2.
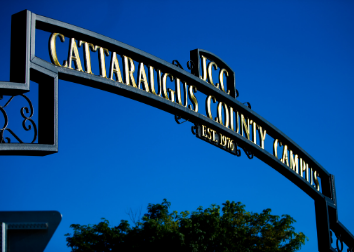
1,1,353,251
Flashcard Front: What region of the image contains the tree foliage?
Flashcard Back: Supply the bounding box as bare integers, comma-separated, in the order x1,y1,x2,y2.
65,199,307,252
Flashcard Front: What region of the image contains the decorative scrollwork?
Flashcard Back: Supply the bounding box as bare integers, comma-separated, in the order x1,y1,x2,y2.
172,60,197,75
240,146,253,159
191,125,197,135
172,60,184,70
336,234,344,252
245,150,254,159
243,102,251,109
0,94,37,143
175,115,188,124
331,231,334,244
330,230,353,252
187,60,195,75
234,142,241,157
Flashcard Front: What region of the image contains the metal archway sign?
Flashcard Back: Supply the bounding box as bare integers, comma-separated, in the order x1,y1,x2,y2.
0,10,353,252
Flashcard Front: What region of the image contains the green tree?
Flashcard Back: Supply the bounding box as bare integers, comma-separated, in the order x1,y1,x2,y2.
65,199,307,252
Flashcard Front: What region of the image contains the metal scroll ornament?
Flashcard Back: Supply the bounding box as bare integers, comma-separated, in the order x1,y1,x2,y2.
0,94,37,143
330,230,353,252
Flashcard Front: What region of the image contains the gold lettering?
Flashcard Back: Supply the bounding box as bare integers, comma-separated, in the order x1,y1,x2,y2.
219,68,230,94
289,150,299,173
109,52,123,82
273,139,281,159
217,102,229,127
123,56,137,88
168,89,175,102
202,125,207,138
149,67,162,96
229,107,240,134
207,127,212,140
79,41,96,75
281,145,289,166
220,134,227,146
63,38,83,71
252,121,257,144
137,63,150,92
241,114,250,140
96,46,109,78
211,129,218,142
300,158,309,182
306,165,310,183
175,78,188,107
207,61,219,88
314,171,320,191
49,33,65,67
200,55,208,82
162,73,174,100
257,125,266,149
188,86,198,112
206,95,217,121
300,158,304,176
229,139,234,151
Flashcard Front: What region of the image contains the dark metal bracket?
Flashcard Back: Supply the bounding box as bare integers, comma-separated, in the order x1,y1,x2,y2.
0,10,58,156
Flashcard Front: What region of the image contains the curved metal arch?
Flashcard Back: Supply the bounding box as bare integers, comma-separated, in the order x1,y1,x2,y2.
0,10,353,251
30,11,329,201
0,7,336,211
